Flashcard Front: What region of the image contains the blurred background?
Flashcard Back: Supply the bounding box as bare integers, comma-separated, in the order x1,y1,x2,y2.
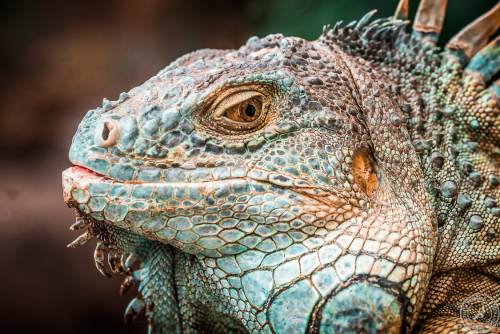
0,0,497,333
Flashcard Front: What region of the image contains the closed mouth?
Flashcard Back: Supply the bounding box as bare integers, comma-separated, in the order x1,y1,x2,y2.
62,164,251,191
62,164,255,210
62,163,346,216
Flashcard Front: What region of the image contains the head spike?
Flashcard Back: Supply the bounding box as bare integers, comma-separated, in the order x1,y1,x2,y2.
466,36,500,83
413,0,448,43
446,3,500,61
356,10,377,30
394,0,409,20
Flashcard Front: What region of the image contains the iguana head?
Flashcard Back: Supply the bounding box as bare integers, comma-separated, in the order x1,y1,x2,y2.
62,1,500,333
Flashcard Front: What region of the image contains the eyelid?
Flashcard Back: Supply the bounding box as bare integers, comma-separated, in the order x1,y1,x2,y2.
212,91,263,117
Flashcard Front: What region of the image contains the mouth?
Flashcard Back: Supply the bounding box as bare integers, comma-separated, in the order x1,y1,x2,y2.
62,163,252,206
62,163,264,249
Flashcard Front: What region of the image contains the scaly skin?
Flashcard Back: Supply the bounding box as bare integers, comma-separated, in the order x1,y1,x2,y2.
62,2,500,333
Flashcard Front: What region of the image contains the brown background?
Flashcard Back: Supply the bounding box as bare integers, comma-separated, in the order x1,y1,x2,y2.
0,0,496,332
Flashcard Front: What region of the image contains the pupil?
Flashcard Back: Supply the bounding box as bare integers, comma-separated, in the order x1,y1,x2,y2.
245,104,256,117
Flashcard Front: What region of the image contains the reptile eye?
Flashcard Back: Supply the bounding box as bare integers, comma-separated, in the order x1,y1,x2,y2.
224,98,262,123
211,90,266,129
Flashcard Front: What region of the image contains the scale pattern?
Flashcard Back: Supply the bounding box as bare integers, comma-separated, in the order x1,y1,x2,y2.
62,1,500,333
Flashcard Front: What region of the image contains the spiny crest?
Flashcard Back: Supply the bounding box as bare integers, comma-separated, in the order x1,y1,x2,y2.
320,0,499,144
319,10,409,64
320,0,500,92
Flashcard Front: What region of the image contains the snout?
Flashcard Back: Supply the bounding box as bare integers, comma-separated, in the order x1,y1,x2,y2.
318,282,403,334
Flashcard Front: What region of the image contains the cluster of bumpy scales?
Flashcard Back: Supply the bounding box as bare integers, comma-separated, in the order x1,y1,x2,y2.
63,0,499,333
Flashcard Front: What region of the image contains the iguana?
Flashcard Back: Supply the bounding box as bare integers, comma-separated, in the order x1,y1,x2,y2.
62,0,500,333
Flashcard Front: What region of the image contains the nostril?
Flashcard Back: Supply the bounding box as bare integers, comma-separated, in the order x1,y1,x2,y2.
102,122,111,141
98,120,119,147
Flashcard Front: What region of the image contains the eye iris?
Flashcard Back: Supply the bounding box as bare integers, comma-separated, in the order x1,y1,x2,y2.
244,104,256,118
218,94,264,124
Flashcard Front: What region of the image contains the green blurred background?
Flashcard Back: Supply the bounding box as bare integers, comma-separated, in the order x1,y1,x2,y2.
0,0,496,333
